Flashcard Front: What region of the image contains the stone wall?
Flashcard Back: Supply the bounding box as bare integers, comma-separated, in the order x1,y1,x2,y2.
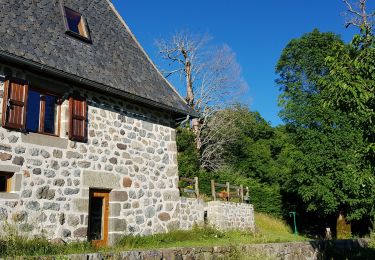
179,197,205,230
178,198,255,231
0,64,256,245
34,239,371,260
0,65,180,244
206,201,255,231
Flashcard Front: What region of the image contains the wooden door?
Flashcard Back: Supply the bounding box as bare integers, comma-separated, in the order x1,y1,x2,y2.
88,189,109,247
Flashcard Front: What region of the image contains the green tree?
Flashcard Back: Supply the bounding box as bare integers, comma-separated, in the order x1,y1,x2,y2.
226,106,293,185
321,30,375,163
216,105,294,216
276,29,373,222
176,127,200,178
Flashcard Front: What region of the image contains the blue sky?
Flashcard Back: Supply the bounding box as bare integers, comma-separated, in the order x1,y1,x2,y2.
112,0,374,126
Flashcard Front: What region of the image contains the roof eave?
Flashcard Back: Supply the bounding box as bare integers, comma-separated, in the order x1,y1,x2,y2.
0,50,199,118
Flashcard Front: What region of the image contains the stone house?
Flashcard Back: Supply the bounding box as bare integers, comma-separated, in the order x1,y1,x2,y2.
0,0,198,246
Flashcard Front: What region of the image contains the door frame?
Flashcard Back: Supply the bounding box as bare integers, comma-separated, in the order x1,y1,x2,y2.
88,189,110,247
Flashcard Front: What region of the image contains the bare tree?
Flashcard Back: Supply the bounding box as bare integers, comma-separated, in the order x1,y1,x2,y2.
343,0,375,34
156,31,247,170
156,31,210,107
198,107,243,171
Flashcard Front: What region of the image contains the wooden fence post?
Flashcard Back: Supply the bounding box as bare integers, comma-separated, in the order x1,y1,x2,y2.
226,182,230,201
211,180,216,201
240,185,244,203
194,177,199,198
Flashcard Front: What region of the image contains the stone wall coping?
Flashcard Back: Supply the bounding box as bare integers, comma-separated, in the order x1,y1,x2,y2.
41,239,369,260
180,197,205,204
207,200,254,207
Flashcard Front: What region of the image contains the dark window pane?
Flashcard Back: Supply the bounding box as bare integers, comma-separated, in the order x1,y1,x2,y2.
0,176,7,192
89,197,103,240
26,90,40,133
44,95,57,134
65,7,83,35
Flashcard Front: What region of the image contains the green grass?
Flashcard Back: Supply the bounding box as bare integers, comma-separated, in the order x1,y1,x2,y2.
0,236,96,257
114,212,306,251
369,230,375,249
0,212,306,257
254,212,306,243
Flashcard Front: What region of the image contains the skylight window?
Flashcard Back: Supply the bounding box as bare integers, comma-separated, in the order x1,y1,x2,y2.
64,6,91,42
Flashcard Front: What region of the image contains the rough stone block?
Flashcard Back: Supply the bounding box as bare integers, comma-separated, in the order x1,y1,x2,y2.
109,218,127,232
158,212,171,221
21,133,68,149
122,177,132,187
0,165,20,173
68,215,80,227
108,233,123,246
0,193,19,200
0,152,12,161
110,203,121,217
72,198,89,213
83,170,121,189
163,190,180,201
73,227,87,238
110,191,128,202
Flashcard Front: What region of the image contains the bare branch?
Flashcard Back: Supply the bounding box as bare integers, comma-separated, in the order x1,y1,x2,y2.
343,0,374,34
156,30,248,171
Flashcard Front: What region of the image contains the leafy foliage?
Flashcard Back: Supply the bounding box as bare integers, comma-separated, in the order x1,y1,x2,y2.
321,29,375,162
276,29,373,221
176,126,200,178
175,106,289,216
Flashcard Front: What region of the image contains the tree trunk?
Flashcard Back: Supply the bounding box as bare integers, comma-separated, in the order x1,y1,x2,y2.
191,118,201,150
185,61,194,107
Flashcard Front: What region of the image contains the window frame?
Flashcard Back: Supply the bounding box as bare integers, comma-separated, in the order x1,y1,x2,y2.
69,96,87,142
62,6,92,43
0,172,13,193
1,77,29,130
26,86,62,137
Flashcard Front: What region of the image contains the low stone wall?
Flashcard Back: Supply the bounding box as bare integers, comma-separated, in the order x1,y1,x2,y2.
177,198,255,231
39,239,370,260
179,197,205,230
206,201,255,231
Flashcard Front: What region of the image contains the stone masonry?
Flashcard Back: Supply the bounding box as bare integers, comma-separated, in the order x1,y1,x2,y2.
0,0,255,246
0,65,254,245
179,198,205,230
0,65,181,244
179,198,255,231
206,201,255,231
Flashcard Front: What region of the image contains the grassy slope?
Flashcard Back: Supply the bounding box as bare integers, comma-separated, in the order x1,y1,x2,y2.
1,212,306,257
113,212,306,251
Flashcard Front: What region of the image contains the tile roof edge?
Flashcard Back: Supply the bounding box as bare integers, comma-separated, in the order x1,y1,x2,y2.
105,0,191,111
0,50,200,118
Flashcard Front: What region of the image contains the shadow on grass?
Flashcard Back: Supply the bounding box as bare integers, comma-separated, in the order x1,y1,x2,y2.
310,239,375,259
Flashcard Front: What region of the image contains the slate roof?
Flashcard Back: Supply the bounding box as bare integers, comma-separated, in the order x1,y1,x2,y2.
0,0,196,116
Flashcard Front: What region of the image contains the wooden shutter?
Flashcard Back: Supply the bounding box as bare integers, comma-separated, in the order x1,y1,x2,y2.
69,96,87,141
2,77,28,130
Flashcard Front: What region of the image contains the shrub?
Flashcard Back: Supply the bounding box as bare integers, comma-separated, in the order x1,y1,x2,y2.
176,127,200,178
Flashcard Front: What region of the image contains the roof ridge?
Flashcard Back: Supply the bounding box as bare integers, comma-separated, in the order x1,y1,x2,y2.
105,0,190,110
